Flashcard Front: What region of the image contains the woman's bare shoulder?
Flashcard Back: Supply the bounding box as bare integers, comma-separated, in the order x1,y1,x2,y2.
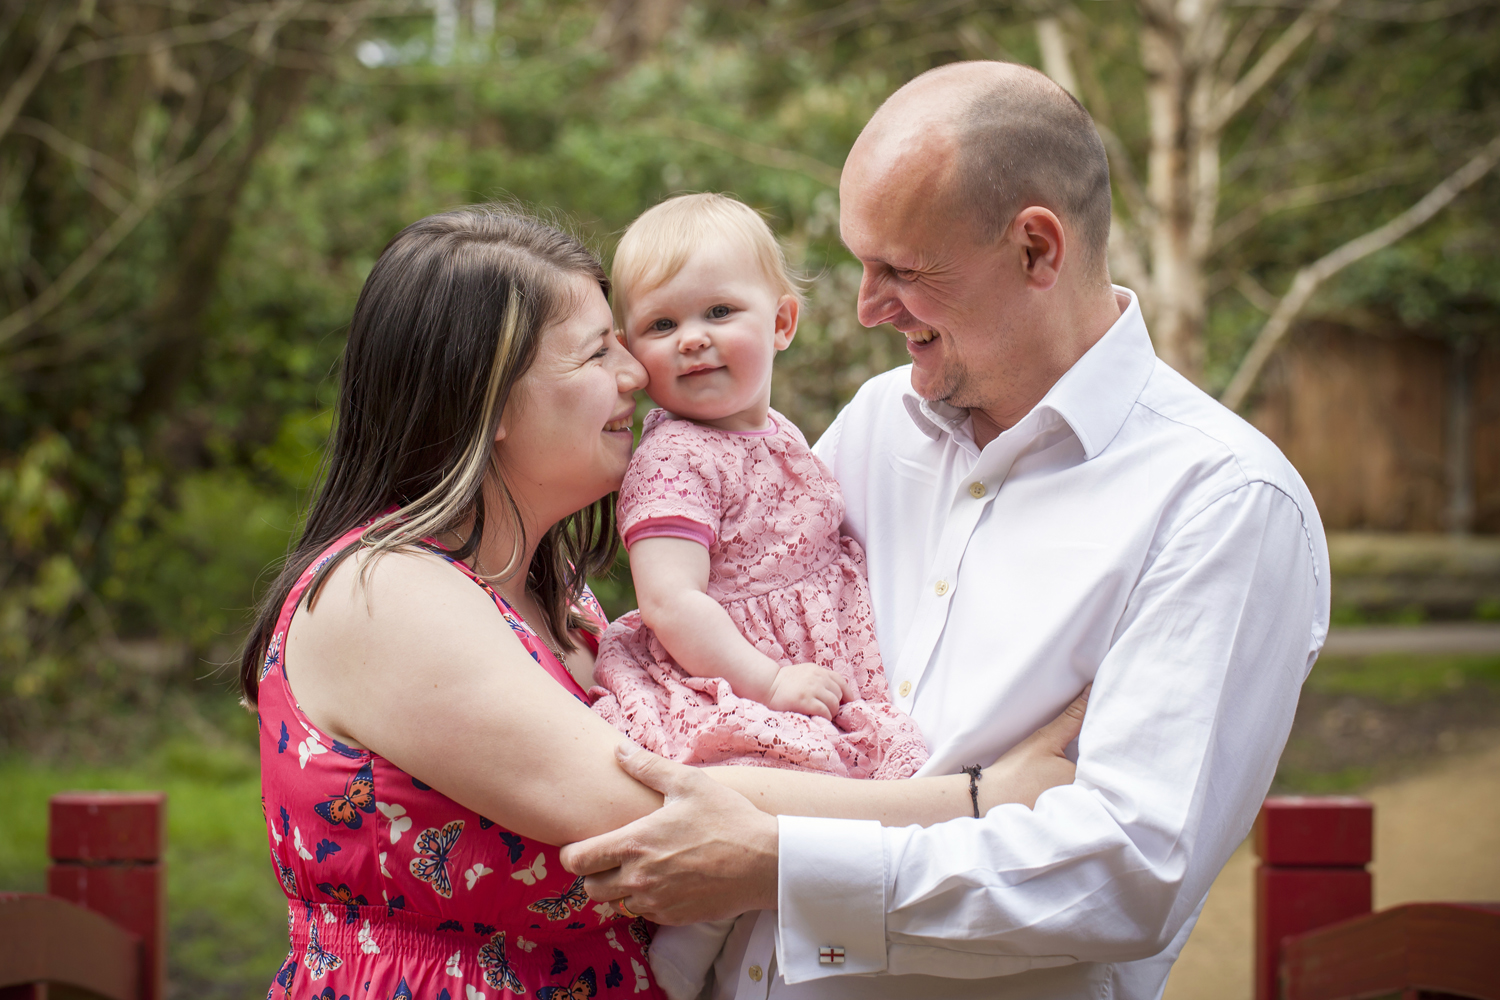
291,545,516,665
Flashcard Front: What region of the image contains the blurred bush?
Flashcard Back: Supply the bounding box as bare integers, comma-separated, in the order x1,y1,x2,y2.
1,0,1497,762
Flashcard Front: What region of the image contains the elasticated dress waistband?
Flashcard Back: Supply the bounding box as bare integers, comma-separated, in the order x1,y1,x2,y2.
287,901,621,964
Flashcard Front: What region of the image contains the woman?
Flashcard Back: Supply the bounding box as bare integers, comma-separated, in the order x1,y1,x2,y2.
242,207,1081,998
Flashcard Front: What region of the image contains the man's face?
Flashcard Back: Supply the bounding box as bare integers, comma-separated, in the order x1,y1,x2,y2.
839,147,1019,412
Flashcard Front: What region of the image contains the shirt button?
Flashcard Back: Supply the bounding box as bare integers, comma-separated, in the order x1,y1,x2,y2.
935,579,950,596
969,481,986,498
748,965,763,982
898,680,912,698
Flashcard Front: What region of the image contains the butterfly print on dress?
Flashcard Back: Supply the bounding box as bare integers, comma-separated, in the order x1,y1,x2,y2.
314,760,376,829
477,931,525,994
537,967,596,1000
526,876,589,922
409,820,464,898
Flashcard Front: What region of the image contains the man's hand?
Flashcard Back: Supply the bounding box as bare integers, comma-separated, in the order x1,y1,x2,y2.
559,742,779,925
981,686,1089,812
764,662,855,720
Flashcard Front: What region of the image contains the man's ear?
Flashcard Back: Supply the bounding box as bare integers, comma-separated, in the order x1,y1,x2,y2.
1013,207,1065,291
773,294,800,351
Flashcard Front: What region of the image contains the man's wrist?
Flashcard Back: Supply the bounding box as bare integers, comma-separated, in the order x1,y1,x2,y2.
749,808,780,911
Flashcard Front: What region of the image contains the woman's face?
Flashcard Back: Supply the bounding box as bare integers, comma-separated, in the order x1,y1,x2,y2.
497,275,646,528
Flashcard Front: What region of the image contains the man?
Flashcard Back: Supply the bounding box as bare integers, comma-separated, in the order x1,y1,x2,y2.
562,61,1329,999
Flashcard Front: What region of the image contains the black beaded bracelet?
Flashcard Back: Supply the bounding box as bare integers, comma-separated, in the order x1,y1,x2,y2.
961,765,983,818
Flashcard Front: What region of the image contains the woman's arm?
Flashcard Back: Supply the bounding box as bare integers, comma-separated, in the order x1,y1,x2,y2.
629,536,853,718
287,547,1081,848
707,689,1086,827
285,548,665,846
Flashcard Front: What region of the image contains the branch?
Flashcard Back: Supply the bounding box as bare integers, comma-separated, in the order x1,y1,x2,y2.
0,1,84,142
1035,17,1078,95
0,188,161,347
9,116,136,189
1219,131,1500,411
0,6,267,349
1211,163,1417,251
639,119,842,188
1209,0,1343,131
1233,270,1280,311
1219,7,1276,83
55,0,423,68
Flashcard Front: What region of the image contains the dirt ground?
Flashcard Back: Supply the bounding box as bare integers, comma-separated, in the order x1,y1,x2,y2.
1163,731,1500,1000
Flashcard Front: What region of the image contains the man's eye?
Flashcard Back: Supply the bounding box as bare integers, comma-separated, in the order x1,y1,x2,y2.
893,269,919,282
708,305,732,319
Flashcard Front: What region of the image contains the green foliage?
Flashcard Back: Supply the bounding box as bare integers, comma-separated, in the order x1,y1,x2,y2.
0,727,285,998
2,0,1497,744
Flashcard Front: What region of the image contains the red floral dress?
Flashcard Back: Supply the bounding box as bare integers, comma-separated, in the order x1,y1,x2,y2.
259,524,663,1000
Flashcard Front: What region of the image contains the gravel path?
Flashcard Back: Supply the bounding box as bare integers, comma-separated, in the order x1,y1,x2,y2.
1164,734,1500,999
1323,623,1500,656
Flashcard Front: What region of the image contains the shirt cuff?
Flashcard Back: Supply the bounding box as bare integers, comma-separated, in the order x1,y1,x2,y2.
622,516,716,550
775,815,887,984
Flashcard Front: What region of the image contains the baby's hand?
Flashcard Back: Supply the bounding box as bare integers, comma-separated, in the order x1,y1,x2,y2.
764,663,856,720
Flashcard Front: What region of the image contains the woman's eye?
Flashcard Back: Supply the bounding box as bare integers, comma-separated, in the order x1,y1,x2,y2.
708,305,732,319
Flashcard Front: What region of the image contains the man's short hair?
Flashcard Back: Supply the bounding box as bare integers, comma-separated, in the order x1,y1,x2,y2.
611,193,803,329
954,66,1112,279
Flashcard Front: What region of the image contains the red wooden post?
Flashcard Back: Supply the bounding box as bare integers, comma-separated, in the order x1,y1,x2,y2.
46,792,166,1000
1253,796,1373,1000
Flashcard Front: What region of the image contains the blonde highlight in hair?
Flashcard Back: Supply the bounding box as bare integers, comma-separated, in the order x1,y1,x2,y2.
611,193,804,330
240,207,619,705
358,285,525,582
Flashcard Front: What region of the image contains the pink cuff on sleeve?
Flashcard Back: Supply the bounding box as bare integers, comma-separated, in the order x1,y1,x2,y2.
623,516,716,551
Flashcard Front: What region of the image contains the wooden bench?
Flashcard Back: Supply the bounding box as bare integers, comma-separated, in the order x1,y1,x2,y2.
1255,796,1500,1000
0,792,166,1000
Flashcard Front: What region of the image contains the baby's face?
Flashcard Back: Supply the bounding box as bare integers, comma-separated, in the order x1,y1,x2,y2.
621,242,796,432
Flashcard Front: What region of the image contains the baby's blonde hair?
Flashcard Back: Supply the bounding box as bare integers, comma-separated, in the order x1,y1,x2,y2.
611,193,803,329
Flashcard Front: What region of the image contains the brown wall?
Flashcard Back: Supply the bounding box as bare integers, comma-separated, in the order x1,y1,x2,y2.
1249,323,1500,533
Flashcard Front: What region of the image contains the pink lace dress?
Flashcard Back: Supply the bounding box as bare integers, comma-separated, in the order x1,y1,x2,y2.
590,409,928,780
260,524,664,1000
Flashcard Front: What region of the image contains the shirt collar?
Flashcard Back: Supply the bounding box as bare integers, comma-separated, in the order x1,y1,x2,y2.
901,286,1155,461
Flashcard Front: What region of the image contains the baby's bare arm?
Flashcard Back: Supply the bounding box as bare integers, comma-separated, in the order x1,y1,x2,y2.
629,537,848,718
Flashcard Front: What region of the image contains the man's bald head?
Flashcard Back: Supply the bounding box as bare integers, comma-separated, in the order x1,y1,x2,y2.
855,61,1112,280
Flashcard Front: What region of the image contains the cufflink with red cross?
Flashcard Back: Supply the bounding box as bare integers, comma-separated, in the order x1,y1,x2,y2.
818,946,846,965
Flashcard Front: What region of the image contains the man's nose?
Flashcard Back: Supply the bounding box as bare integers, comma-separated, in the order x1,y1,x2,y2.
856,269,900,329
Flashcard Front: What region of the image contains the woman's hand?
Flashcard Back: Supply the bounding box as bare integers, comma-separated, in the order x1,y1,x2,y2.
764,662,856,720
979,686,1089,813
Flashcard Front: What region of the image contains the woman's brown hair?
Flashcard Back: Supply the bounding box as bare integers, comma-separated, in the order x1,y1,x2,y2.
239,206,619,705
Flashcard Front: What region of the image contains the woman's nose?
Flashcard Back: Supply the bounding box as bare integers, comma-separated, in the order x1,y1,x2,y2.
616,346,648,393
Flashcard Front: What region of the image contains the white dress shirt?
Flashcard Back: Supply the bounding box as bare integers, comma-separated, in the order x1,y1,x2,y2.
713,288,1330,1000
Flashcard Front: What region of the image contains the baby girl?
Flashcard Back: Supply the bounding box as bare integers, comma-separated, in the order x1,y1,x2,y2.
588,193,929,997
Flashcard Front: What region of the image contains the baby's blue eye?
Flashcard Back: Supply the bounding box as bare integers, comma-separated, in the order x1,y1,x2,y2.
708,305,732,319
651,318,675,332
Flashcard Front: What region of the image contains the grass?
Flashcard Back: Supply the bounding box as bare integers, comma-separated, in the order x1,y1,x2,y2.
0,733,289,997
1305,652,1500,704
1273,651,1500,794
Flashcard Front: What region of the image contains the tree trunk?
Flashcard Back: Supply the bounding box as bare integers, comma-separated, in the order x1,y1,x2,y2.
1138,3,1224,385
1446,335,1477,535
